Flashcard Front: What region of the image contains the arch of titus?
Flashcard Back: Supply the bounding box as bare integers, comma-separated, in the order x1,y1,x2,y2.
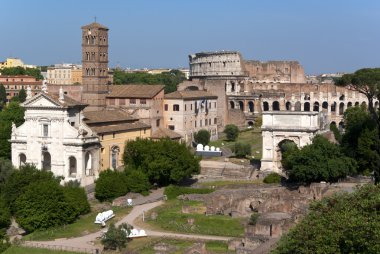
261,111,320,172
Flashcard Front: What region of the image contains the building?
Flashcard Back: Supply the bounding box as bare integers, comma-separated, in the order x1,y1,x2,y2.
81,22,110,111
83,109,151,170
0,57,37,69
0,75,42,102
47,64,82,85
105,84,165,133
10,88,100,186
163,90,218,143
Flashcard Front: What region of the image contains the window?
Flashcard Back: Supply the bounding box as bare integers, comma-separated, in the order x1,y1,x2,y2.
205,118,208,126
140,99,146,104
195,121,197,128
130,98,136,104
191,104,193,110
185,104,187,111
164,104,168,111
119,98,125,105
168,125,175,130
214,118,217,124
69,157,77,176
156,119,160,127
43,124,48,137
109,98,115,105
173,104,180,111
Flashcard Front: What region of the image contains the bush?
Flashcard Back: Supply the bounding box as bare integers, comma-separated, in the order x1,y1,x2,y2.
62,185,90,218
95,169,129,202
263,172,282,184
223,124,239,141
234,142,251,158
125,170,151,194
330,123,342,143
0,197,10,230
194,129,211,146
164,185,214,200
248,213,259,225
101,223,131,251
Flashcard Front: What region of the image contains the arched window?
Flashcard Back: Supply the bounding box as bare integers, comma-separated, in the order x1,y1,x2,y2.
42,152,51,171
347,102,352,108
355,101,360,107
304,102,310,111
85,152,92,176
331,102,337,112
263,101,269,111
230,101,235,109
231,82,235,92
272,101,280,111
111,146,120,170
248,101,254,112
313,102,319,112
19,153,26,167
285,102,291,111
339,121,345,130
69,156,77,176
339,102,344,115
248,121,254,127
322,101,328,110
239,101,244,111
295,101,301,111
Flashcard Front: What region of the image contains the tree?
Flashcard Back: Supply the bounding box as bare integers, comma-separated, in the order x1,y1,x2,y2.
95,169,129,202
62,185,91,218
123,138,200,186
223,124,239,141
125,170,151,194
101,223,131,251
273,184,380,254
234,142,251,158
0,84,6,110
0,158,14,187
194,129,211,145
283,135,357,184
18,88,26,103
0,67,43,80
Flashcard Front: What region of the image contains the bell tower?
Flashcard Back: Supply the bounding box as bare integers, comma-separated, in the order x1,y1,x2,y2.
81,22,109,111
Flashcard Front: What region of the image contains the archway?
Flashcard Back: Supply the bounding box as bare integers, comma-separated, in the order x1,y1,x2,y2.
263,101,269,111
111,146,120,170
304,102,310,112
313,102,319,112
277,139,298,170
331,102,337,112
19,153,26,167
248,121,254,127
330,121,336,129
294,101,301,111
285,102,291,111
347,102,352,108
42,152,51,171
272,101,280,111
239,101,244,111
338,121,344,130
355,102,360,107
69,156,77,176
248,101,254,113
322,101,328,111
230,101,235,109
85,152,92,176
339,102,344,115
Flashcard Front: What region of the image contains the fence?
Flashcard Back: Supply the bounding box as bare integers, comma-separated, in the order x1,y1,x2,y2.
23,241,102,254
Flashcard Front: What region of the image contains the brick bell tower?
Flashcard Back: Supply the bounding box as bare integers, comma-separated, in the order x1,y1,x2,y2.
81,22,109,111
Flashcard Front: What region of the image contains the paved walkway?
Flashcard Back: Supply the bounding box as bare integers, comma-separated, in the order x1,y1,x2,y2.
24,190,232,253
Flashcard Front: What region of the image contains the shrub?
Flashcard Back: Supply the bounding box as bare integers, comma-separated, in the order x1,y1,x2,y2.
194,129,211,145
62,185,90,218
125,170,151,194
330,123,342,143
223,124,239,141
234,142,251,158
95,169,129,202
164,185,214,200
263,172,282,184
248,213,259,225
101,223,130,251
0,197,10,230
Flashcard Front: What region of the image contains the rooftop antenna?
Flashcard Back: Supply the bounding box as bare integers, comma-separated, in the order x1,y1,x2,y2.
94,16,97,23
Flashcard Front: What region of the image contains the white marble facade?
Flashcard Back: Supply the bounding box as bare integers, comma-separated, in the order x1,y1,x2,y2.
11,90,100,186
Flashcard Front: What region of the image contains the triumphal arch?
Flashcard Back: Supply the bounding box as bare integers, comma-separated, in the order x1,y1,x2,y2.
260,111,321,172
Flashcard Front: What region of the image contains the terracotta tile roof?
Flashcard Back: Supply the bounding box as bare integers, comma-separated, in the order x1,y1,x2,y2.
81,22,108,30
164,90,217,100
83,109,135,124
107,84,165,99
90,121,150,134
23,92,87,108
151,128,182,140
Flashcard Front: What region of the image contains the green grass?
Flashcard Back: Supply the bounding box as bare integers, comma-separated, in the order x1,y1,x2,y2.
209,128,262,159
3,246,82,254
144,200,244,237
24,206,131,241
129,238,234,254
164,185,215,200
197,179,263,189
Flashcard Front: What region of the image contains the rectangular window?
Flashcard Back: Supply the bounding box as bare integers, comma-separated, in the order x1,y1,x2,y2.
185,104,187,111
214,118,217,124
205,118,208,126
195,121,197,128
156,119,160,127
168,125,175,130
43,124,48,137
109,98,115,105
140,99,146,104
164,104,168,111
191,104,193,110
173,104,180,111
130,98,136,104
209,119,211,125
209,102,211,108
119,98,125,105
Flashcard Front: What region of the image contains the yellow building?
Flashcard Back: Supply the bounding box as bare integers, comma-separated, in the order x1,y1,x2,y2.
83,109,151,170
71,68,82,84
0,58,36,69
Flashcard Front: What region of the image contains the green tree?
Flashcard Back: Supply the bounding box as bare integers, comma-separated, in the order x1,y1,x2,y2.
0,158,14,187
95,169,129,202
123,138,200,186
101,223,131,251
283,135,357,184
0,84,6,110
0,197,11,230
125,170,151,194
223,124,239,141
273,184,380,254
194,129,211,145
18,88,27,102
234,142,251,158
329,122,341,143
0,67,43,80
62,185,91,218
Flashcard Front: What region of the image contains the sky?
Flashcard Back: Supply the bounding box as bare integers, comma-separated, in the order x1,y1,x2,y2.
1,0,380,75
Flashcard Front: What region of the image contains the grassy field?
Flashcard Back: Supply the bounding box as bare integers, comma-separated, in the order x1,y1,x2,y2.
24,206,131,241
128,237,234,254
3,246,82,254
209,128,262,159
143,200,245,237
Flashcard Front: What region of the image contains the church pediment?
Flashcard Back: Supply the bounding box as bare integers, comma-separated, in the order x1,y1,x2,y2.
23,93,62,108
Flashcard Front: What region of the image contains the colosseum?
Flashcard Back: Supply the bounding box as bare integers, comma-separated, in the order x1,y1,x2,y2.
178,51,378,131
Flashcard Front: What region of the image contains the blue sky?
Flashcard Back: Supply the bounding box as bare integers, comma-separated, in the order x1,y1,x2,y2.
1,0,379,74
